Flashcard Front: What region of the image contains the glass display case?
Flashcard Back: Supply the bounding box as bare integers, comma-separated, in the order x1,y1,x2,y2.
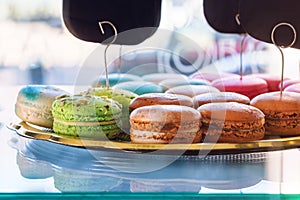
1,0,300,199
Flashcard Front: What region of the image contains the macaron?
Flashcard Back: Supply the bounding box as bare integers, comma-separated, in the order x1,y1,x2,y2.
191,72,239,82
142,73,188,84
165,85,220,98
198,102,265,143
129,93,194,111
112,81,163,95
52,95,122,139
193,92,250,108
246,74,289,92
251,91,300,136
280,79,300,90
212,76,268,99
83,87,138,138
159,78,210,91
93,73,142,87
130,105,202,144
15,85,70,128
284,83,300,93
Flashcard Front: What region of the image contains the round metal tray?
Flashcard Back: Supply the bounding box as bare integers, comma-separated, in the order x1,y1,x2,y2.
7,121,300,156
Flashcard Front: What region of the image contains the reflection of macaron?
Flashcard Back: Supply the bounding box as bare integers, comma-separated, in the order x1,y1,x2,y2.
165,85,219,98
284,83,300,93
54,168,122,192
93,73,142,87
17,152,54,179
52,95,122,139
130,179,201,192
198,102,265,143
113,81,163,95
15,85,69,128
251,91,300,136
83,87,137,137
129,93,194,111
142,73,188,84
130,105,202,144
212,76,268,99
193,92,250,108
159,78,210,91
191,72,239,82
246,74,289,92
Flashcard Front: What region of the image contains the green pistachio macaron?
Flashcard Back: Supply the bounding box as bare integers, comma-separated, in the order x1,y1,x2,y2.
52,95,122,139
83,87,138,141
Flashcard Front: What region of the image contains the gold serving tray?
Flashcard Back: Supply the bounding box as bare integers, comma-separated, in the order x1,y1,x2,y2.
7,121,300,155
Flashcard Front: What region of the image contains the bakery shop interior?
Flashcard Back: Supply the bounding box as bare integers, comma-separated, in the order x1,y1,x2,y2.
2,0,300,196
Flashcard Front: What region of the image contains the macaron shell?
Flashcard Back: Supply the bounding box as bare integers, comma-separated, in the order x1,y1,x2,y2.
193,92,250,108
112,81,163,95
281,79,300,90
165,85,220,98
246,74,288,92
191,72,239,82
94,73,142,87
212,76,268,99
130,105,201,124
129,93,194,110
284,83,300,93
198,102,265,122
142,73,188,84
159,78,210,91
250,91,300,112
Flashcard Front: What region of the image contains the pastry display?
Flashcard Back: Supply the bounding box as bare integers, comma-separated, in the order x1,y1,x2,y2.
130,105,202,144
212,76,268,99
52,95,122,139
165,85,219,98
15,85,70,128
112,81,163,95
93,73,142,87
193,92,250,108
129,93,194,111
198,102,265,143
251,91,300,136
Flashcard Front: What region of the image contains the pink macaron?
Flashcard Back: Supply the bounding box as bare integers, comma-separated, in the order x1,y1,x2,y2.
191,72,239,82
284,83,300,93
212,76,268,99
280,79,300,90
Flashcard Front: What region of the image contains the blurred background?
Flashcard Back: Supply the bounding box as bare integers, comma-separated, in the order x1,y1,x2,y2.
1,0,300,85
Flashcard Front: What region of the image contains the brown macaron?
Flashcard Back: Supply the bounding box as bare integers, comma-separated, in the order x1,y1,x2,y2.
130,105,202,144
250,91,300,136
129,93,194,111
198,102,265,143
193,92,250,108
165,85,220,98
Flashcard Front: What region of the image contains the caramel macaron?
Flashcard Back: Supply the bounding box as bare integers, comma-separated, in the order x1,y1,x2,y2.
193,92,250,108
130,105,202,144
198,102,265,143
251,91,300,136
129,93,194,111
165,85,220,98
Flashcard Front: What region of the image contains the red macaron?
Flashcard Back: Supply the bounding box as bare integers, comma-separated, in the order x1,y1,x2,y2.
246,74,289,92
212,76,268,99
191,72,239,82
